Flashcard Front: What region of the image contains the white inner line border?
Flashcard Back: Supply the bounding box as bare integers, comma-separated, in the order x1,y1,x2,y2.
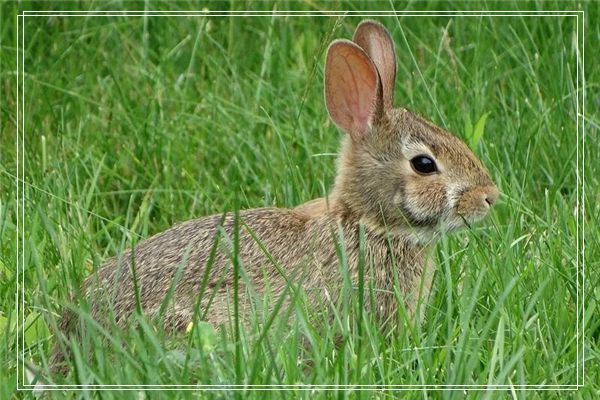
15,9,586,391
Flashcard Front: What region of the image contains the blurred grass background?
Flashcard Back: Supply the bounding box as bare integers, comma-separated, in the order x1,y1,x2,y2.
0,0,598,398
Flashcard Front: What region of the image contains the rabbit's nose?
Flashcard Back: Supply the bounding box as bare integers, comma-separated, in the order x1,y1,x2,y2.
484,187,499,207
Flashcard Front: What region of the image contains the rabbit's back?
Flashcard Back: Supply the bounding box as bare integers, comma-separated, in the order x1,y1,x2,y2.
83,207,328,328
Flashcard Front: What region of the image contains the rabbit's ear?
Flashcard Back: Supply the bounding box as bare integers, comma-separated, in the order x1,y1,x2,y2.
352,20,397,109
325,39,382,141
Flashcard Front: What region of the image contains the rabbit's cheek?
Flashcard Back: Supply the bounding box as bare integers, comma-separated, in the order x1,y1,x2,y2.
397,179,446,227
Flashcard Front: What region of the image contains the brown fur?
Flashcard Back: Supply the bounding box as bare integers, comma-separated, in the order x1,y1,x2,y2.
51,20,498,371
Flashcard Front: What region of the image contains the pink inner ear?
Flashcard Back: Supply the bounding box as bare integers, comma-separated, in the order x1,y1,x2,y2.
325,42,379,140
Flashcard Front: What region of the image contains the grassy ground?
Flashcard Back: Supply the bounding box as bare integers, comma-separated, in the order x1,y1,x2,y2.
1,0,598,398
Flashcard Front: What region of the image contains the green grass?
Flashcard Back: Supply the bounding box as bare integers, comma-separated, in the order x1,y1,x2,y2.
1,0,598,398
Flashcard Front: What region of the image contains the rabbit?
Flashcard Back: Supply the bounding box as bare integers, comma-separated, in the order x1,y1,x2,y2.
51,19,498,370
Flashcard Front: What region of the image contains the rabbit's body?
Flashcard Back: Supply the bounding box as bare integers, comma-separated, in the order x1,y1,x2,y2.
52,20,498,371
82,195,431,330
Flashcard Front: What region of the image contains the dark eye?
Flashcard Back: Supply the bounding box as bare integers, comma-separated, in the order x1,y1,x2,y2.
410,155,438,175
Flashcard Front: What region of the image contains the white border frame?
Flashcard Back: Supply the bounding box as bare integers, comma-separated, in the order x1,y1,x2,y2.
15,9,586,391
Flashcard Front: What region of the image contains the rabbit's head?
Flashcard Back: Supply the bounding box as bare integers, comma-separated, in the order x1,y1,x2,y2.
325,20,498,244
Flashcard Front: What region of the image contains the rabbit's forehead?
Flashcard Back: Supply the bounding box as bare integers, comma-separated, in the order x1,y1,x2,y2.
401,140,434,158
392,110,457,157
400,132,465,162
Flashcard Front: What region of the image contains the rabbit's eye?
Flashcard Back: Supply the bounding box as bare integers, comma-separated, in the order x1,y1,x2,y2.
410,155,438,175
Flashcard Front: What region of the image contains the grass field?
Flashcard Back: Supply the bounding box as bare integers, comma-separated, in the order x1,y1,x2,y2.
1,0,598,398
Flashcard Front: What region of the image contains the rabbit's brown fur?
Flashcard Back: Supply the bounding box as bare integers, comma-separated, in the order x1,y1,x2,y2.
52,20,498,370
82,205,430,328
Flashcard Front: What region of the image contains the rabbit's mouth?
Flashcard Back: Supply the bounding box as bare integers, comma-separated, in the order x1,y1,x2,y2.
445,209,492,232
